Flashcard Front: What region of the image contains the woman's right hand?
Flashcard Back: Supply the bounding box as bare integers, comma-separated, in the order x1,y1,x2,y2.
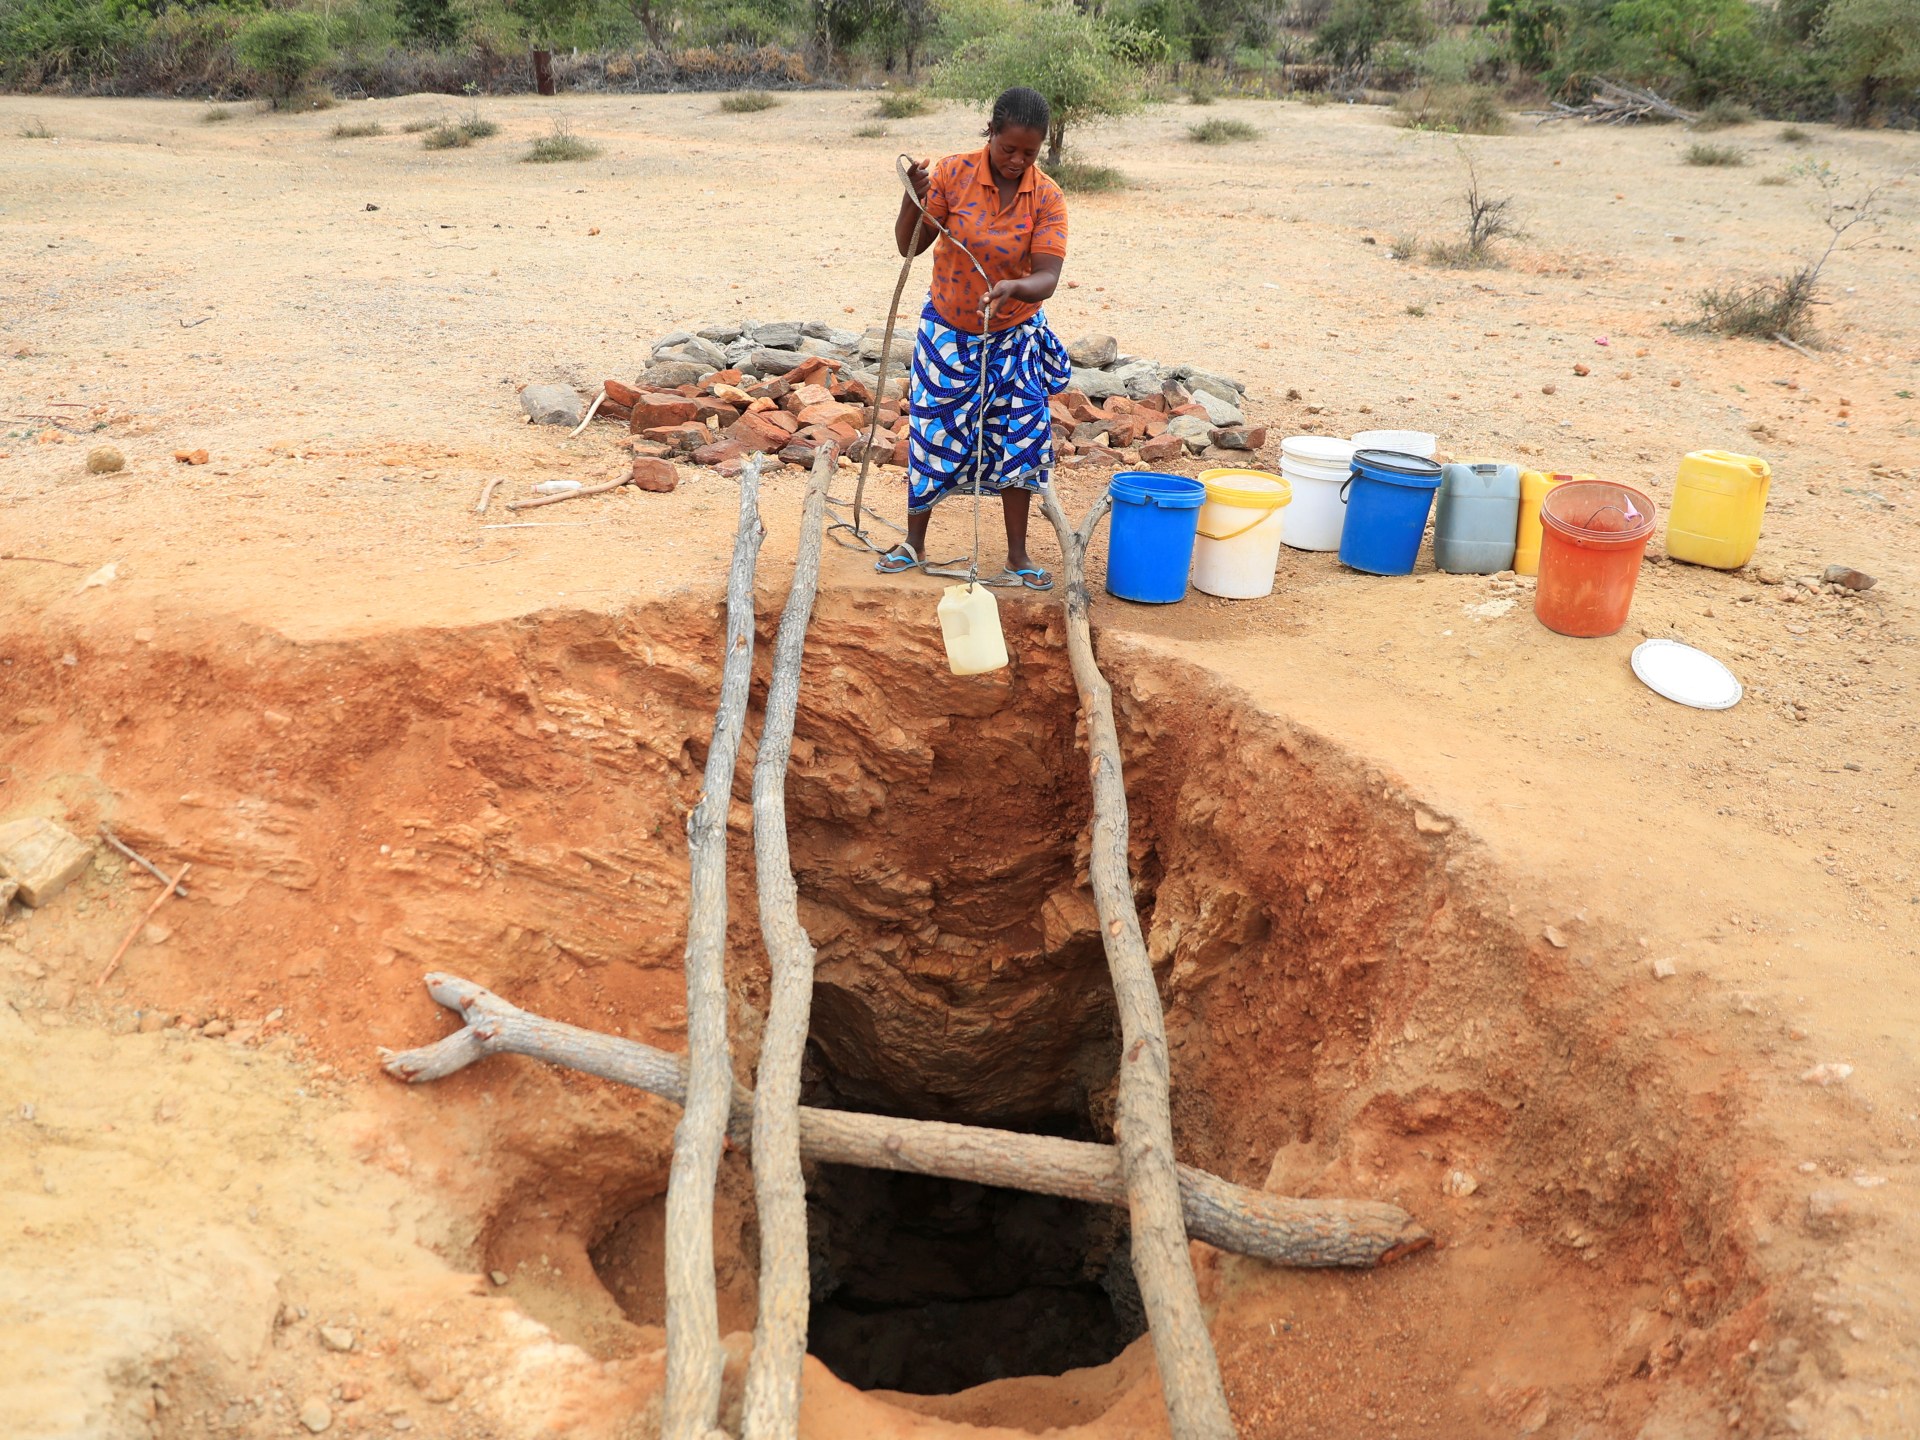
905,158,931,200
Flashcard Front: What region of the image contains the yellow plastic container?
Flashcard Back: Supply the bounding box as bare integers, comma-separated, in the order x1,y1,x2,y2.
1665,450,1772,570
1515,471,1592,576
937,581,1008,676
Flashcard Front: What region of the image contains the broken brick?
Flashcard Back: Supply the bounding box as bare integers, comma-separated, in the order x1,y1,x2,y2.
1210,426,1268,451
705,368,745,387
629,457,678,492
887,436,910,467
173,448,209,465
691,398,742,426
1139,434,1186,464
833,377,874,405
692,438,748,467
628,395,701,431
603,378,644,407
797,400,863,430
785,356,842,388
628,440,674,459
1057,390,1100,424
729,410,792,453
643,422,710,453
778,441,817,466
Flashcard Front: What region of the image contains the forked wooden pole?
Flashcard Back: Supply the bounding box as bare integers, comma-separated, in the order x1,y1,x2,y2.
1041,487,1235,1440
662,458,765,1440
741,448,835,1440
380,973,1432,1270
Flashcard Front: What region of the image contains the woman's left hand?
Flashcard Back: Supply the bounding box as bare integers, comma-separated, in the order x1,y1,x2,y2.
985,278,1029,307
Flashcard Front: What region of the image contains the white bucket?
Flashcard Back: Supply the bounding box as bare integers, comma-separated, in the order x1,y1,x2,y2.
1351,429,1438,460
1279,436,1355,552
1193,470,1292,599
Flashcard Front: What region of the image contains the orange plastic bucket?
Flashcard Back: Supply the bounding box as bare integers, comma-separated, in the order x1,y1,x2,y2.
1534,481,1656,637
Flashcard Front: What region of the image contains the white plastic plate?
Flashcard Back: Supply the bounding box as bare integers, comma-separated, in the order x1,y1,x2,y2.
1631,639,1743,710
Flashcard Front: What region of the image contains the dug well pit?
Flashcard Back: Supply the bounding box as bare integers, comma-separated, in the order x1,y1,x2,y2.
12,587,1782,1436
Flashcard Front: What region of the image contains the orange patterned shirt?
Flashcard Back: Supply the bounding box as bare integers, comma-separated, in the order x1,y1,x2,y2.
922,148,1069,335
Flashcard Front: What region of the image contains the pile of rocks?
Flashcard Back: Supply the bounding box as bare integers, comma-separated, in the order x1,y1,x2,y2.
523,319,1264,482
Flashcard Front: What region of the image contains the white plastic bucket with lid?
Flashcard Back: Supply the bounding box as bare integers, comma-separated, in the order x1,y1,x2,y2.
1280,436,1355,552
1193,469,1292,599
1350,429,1438,460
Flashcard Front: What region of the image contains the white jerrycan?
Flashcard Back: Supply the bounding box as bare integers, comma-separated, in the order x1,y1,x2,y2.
936,581,1009,676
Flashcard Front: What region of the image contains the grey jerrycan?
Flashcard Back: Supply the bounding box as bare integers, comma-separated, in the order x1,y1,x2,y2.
1433,460,1522,574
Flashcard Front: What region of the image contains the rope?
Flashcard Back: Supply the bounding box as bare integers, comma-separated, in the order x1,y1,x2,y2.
827,154,1002,587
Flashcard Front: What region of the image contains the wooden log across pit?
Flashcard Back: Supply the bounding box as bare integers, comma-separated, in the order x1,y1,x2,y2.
1041,487,1233,1440
380,973,1432,1272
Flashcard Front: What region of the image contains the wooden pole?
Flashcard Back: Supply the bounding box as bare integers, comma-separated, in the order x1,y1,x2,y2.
380,973,1431,1270
1041,487,1236,1440
96,863,191,989
741,448,835,1440
662,459,765,1440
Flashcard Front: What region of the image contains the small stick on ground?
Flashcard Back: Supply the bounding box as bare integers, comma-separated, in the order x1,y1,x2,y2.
473,477,504,515
96,863,190,989
1042,486,1235,1440
0,553,86,568
98,827,188,898
662,458,765,1440
380,973,1432,1269
740,446,834,1440
1773,332,1818,360
504,478,629,512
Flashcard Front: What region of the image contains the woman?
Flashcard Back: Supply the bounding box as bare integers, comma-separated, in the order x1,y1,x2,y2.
876,86,1072,591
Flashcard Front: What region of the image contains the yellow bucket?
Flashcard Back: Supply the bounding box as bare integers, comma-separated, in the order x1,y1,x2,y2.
1516,470,1592,576
1194,469,1292,600
1665,450,1772,570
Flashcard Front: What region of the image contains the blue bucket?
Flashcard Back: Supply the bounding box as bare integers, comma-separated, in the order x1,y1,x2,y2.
1338,449,1444,576
1106,471,1205,604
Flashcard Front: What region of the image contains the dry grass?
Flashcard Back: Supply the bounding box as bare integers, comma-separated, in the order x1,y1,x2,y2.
19,117,54,139
400,118,435,134
1759,172,1791,186
1686,142,1748,167
1047,157,1128,193
1692,98,1753,131
1691,266,1821,340
1189,117,1259,144
873,92,930,119
1780,125,1811,143
523,117,600,163
332,121,385,139
1425,157,1518,268
200,106,234,124
1393,84,1508,136
854,122,889,138
1389,232,1420,260
720,90,780,113
423,115,497,150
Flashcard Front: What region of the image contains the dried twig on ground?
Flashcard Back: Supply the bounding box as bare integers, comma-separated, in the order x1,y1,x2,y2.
503,478,627,512
662,459,765,1440
96,863,190,989
0,553,85,567
380,973,1432,1269
741,448,834,1440
1041,488,1235,1440
473,477,504,515
98,828,187,898
1533,78,1698,127
567,389,608,439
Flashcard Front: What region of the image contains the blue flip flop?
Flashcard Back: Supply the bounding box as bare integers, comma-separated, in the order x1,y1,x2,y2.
875,543,922,575
987,566,1053,592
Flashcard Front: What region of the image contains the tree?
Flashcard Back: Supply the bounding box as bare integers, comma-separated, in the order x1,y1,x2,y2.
234,9,330,107
1313,0,1432,69
930,2,1143,164
1819,0,1920,115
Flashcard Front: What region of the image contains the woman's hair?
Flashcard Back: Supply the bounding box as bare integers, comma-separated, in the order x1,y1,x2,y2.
987,86,1051,137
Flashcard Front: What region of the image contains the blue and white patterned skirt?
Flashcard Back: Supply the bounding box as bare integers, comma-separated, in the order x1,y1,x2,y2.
906,300,1073,515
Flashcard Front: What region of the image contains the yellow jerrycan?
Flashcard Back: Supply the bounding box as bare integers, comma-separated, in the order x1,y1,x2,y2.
1515,471,1593,576
937,581,1009,676
1665,450,1772,570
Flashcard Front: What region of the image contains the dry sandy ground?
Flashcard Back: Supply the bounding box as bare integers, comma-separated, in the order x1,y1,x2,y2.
2,90,1919,1439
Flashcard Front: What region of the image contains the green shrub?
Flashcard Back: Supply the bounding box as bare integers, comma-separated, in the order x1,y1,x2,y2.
422,122,470,148
1315,0,1433,68
1047,157,1128,192
874,90,931,117
1819,0,1920,117
1685,141,1748,165
1394,83,1508,132
234,10,330,109
523,116,599,161
1188,116,1259,142
719,89,779,112
0,0,136,82
332,120,385,138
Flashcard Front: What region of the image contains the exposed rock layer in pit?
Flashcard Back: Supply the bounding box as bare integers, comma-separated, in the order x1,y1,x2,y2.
3,590,1782,1437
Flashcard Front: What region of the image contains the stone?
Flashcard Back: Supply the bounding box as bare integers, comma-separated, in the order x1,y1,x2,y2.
1067,334,1119,368
1413,808,1452,835
860,326,915,365
489,1270,510,1286
172,448,210,465
797,336,847,358
1139,434,1186,464
642,422,710,454
1175,367,1247,404
1191,388,1245,427
655,336,729,370
1542,925,1569,949
0,818,94,907
730,410,793,453
1210,426,1267,451
638,360,711,390
651,329,695,353
1111,360,1167,400
137,1009,172,1033
629,458,678,492
797,401,863,429
785,356,843,388
747,347,808,376
0,877,17,911
1443,1169,1479,1198
1822,564,1876,591
518,384,585,427
1650,957,1677,979
690,439,747,468
142,922,173,946
750,320,804,350
1749,562,1784,584
696,322,746,345
86,446,124,474
1071,367,1127,400
1167,414,1213,452
318,1325,356,1353
298,1399,332,1433
1801,1062,1852,1086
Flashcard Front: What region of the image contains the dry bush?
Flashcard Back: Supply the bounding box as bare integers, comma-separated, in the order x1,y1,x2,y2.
1048,157,1128,192
1389,232,1420,259
20,117,54,138
523,116,599,163
1686,142,1748,166
1780,125,1811,142
200,104,234,122
720,90,779,113
1189,117,1259,143
855,122,889,137
1692,98,1753,130
332,120,384,138
1427,154,1517,267
1393,84,1507,134
874,91,930,118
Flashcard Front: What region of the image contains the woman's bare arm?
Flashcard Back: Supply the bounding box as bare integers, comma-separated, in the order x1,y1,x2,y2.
895,159,938,257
